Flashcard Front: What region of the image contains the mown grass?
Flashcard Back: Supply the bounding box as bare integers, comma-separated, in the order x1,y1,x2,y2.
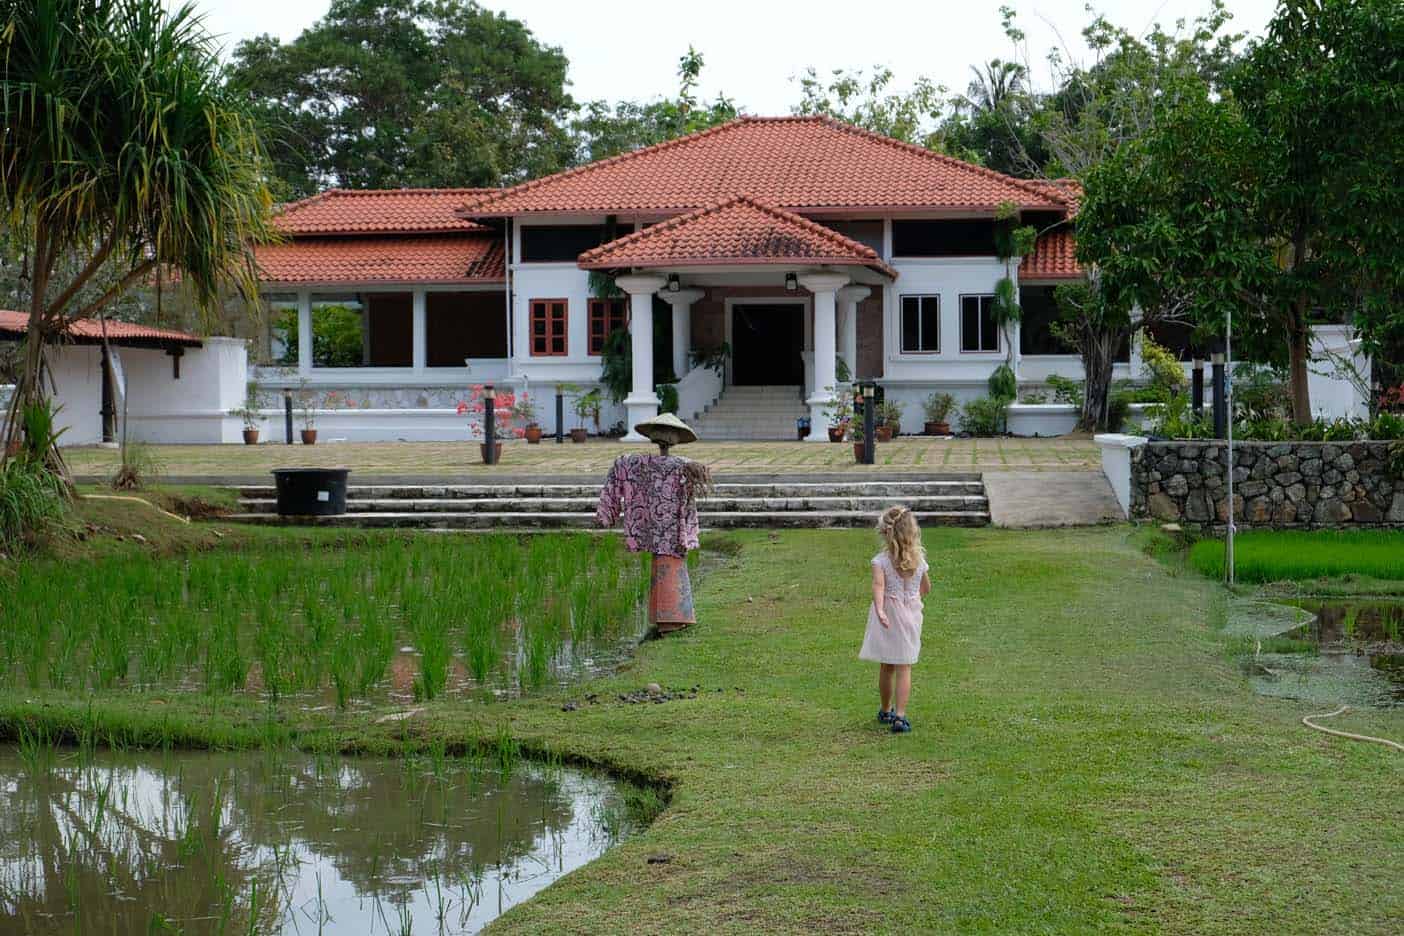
1189,529,1404,583
2,513,1400,934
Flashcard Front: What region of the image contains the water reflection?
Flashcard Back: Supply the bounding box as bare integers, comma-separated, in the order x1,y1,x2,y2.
0,746,634,934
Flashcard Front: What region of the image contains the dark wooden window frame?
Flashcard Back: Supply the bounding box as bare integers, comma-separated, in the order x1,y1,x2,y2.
529,298,569,357
587,297,629,356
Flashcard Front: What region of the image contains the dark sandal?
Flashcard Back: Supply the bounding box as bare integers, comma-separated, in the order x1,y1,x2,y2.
877,709,894,724
890,715,911,734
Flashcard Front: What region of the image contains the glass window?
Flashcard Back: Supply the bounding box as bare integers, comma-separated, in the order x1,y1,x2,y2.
520,224,635,262
1018,286,1065,356
893,220,998,257
900,295,940,353
960,295,1000,353
588,298,628,355
264,294,298,366
530,299,568,356
306,293,414,368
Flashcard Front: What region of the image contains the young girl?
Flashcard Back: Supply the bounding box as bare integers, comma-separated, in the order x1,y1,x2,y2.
860,505,930,733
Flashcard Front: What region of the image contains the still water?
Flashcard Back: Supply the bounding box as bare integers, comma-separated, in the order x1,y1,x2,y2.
0,745,638,934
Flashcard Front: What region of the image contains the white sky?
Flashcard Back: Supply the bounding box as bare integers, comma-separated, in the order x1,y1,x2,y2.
181,0,1279,113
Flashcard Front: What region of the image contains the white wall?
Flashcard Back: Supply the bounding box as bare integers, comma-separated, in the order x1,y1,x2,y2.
49,346,105,445
882,258,1009,384
1308,324,1371,420
123,338,249,443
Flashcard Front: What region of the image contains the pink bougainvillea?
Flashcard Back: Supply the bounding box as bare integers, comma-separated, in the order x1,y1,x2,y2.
456,385,526,440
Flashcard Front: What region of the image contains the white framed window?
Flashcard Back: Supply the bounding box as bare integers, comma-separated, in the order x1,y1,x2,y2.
900,295,940,353
960,294,1000,353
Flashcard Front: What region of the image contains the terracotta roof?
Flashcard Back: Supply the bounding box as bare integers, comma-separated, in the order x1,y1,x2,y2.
255,234,504,285
274,188,498,235
1019,228,1083,280
462,116,1072,217
578,195,896,278
0,309,202,348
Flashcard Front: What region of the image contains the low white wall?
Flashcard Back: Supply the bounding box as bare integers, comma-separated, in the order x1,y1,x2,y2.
1095,433,1147,518
124,338,249,444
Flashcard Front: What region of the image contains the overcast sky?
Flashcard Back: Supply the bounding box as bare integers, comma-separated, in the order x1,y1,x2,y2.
182,0,1279,113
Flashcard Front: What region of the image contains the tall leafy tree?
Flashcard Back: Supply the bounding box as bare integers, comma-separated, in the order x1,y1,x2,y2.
791,66,957,154
1079,0,1404,424
228,0,575,197
0,0,275,471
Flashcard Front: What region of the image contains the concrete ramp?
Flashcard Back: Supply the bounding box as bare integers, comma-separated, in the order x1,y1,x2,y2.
982,471,1125,528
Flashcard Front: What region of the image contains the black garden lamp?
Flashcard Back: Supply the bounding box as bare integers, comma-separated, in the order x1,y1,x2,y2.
861,382,876,465
482,383,498,465
282,387,294,444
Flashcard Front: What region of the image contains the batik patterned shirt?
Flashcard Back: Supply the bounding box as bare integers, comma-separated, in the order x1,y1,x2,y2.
595,453,702,557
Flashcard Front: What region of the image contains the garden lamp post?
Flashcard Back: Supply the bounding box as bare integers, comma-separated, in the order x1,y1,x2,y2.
483,383,497,465
862,383,876,466
555,384,565,444
1191,358,1205,418
283,388,294,444
1211,351,1227,439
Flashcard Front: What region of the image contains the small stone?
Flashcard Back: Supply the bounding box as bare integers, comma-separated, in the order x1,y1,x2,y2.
1272,501,1298,524
1148,493,1180,521
1165,475,1189,497
1336,453,1355,471
1246,497,1272,523
1286,483,1307,503
130,533,147,544
562,702,578,712
1313,499,1352,524
1351,501,1382,523
647,853,673,864
646,682,662,695
1184,492,1214,523
1160,523,1182,534
1388,493,1404,523
1300,459,1323,478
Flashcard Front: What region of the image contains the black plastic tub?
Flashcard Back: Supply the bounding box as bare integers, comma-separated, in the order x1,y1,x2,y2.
272,468,350,516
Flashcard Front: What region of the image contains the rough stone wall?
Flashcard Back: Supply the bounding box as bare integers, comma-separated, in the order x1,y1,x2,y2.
1130,441,1403,528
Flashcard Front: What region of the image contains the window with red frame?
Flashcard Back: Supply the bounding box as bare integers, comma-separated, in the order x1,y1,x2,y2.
588,298,628,355
529,299,568,356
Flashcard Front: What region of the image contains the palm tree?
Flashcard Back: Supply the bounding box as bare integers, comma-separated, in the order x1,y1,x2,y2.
962,59,1026,114
0,0,276,476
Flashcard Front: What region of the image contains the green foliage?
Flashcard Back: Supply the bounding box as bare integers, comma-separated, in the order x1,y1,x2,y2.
572,388,602,429
1389,441,1404,480
228,0,575,196
587,271,623,299
987,364,1017,403
109,441,163,492
992,276,1020,329
688,343,731,377
960,396,1008,436
656,382,679,416
1232,364,1291,422
1138,332,1187,395
793,66,955,154
1046,375,1084,407
922,392,956,423
1147,392,1212,439
878,399,904,430
0,458,66,551
599,329,631,405
823,386,854,427
835,355,851,385
1189,530,1404,583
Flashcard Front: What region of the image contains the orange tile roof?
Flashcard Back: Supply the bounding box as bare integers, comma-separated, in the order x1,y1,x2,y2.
274,188,497,235
0,309,202,347
578,195,896,278
1019,228,1083,280
462,116,1072,217
255,234,504,285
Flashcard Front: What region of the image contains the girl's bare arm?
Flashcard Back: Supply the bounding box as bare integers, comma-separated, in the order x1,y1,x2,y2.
872,562,889,627
919,571,931,597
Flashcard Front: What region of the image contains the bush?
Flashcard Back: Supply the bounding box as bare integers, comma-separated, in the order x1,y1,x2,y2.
1139,332,1187,395
922,392,956,423
961,396,1008,436
1046,375,1084,407
0,458,66,551
1147,392,1212,439
987,364,1017,403
656,382,679,415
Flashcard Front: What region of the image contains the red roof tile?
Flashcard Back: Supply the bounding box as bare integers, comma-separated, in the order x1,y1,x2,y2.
578,195,896,278
0,309,202,347
463,116,1072,217
274,188,497,235
1019,228,1083,280
255,234,504,285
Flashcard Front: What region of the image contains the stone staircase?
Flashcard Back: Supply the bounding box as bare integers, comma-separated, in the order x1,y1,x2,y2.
690,385,809,441
229,475,990,530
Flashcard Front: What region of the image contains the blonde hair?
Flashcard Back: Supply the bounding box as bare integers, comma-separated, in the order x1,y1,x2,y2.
877,505,924,576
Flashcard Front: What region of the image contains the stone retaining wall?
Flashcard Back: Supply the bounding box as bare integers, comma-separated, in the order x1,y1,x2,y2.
1130,440,1403,527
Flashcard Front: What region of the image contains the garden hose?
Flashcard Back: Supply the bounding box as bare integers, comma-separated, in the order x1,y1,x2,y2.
80,493,190,525
1302,705,1403,752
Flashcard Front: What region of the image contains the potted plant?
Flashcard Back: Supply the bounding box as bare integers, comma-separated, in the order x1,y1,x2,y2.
571,388,601,443
515,392,542,443
297,381,318,445
922,392,956,436
822,386,853,442
456,385,517,463
848,420,867,463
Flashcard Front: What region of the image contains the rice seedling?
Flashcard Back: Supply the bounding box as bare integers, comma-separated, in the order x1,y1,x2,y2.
1190,529,1404,582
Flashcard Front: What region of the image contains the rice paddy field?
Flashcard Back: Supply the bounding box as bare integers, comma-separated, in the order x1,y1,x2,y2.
1189,529,1404,582
0,535,652,707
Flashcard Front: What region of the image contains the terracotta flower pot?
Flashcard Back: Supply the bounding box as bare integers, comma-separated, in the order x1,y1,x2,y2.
924,421,951,436
570,428,588,443
853,442,866,462
242,429,260,445
301,429,318,446
875,425,893,443
524,424,543,444
480,442,501,464
828,424,846,443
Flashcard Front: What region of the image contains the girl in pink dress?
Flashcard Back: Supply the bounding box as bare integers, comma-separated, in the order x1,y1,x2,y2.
859,506,931,733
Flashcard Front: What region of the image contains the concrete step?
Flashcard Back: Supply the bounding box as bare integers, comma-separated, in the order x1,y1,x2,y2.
238,494,990,515
231,510,990,530
235,480,988,500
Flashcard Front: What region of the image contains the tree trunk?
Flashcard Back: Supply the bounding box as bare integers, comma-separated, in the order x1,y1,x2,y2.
1079,332,1117,432
1287,301,1312,426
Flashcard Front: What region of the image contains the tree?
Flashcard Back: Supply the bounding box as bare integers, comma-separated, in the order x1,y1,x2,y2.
1078,0,1404,425
0,0,275,471
570,48,737,163
792,66,958,154
228,0,576,197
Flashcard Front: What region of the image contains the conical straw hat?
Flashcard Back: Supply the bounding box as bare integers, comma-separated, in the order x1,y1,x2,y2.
634,412,698,446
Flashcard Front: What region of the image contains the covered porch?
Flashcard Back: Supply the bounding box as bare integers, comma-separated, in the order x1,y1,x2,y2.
576,195,895,442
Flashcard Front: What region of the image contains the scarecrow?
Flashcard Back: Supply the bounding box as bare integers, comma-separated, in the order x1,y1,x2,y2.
596,413,712,635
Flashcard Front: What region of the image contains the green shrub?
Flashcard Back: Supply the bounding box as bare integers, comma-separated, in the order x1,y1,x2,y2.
0,459,66,550
1046,375,1083,407
1139,332,1187,395
1189,530,1404,582
656,382,679,415
922,392,956,423
987,364,1017,403
1147,392,1212,439
961,396,1008,436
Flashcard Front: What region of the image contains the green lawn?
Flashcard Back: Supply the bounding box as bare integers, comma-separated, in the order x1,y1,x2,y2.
2,509,1400,934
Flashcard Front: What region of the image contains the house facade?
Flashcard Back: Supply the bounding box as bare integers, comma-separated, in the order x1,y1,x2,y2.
246,117,1151,441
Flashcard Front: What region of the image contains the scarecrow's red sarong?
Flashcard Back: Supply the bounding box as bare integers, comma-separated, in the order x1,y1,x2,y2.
648,554,695,633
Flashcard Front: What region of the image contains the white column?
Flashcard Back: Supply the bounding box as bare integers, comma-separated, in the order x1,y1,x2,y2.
658,288,704,380
615,273,669,442
296,290,312,375
837,285,870,382
412,289,427,371
800,272,849,441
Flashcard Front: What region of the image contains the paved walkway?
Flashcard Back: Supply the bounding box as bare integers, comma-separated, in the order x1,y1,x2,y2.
982,470,1125,528
68,436,1099,481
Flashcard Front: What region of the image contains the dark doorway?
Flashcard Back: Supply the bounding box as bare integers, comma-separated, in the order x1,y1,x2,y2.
731,304,804,386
